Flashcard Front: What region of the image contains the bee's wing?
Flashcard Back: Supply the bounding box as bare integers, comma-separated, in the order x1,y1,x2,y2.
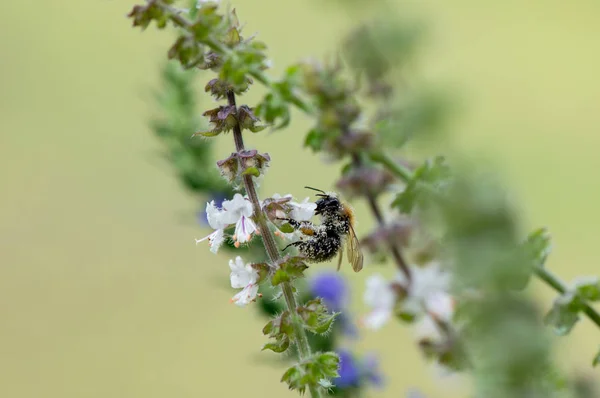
337,245,344,271
347,224,364,272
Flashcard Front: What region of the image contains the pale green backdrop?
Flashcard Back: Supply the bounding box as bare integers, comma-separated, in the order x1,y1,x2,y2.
1,0,599,397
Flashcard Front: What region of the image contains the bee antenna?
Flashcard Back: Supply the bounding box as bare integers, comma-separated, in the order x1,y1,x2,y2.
304,186,326,194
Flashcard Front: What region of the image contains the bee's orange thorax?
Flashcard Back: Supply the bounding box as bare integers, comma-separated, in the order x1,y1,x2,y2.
341,202,356,227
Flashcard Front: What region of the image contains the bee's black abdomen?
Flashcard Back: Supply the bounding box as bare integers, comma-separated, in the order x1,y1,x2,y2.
295,234,341,263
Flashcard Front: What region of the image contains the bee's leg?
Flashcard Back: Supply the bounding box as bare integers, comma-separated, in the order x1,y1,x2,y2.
277,218,303,229
282,241,302,252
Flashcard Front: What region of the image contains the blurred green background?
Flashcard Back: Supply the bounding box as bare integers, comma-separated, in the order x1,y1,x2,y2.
1,0,599,397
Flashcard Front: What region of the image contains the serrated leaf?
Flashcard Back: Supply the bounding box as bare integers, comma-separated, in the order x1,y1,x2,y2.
544,292,582,336
281,352,340,393
191,130,220,138
262,311,293,354
271,257,308,286
573,277,600,301
224,27,241,46
391,156,450,213
242,166,260,177
297,299,338,335
262,339,290,353
249,124,268,133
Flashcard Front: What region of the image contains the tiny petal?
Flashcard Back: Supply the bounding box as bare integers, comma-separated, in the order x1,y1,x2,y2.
235,216,257,244
229,256,258,288
231,283,259,307
362,274,397,330
425,292,455,323
290,197,317,221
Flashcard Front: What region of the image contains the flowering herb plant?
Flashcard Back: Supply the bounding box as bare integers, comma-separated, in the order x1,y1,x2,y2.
129,0,600,397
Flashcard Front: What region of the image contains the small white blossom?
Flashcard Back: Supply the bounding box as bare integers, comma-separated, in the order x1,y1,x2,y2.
195,200,229,253
395,262,453,319
425,291,455,323
196,194,258,252
413,315,443,342
222,194,257,246
362,274,397,329
290,197,317,221
229,256,259,307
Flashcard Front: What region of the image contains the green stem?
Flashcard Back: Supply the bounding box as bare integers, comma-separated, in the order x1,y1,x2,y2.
369,151,413,183
534,266,600,329
226,91,322,398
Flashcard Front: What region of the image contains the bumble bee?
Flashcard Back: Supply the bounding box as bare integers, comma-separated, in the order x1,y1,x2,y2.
281,187,364,272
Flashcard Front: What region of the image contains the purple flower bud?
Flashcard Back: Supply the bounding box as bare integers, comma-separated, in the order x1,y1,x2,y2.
334,350,360,389
310,272,348,313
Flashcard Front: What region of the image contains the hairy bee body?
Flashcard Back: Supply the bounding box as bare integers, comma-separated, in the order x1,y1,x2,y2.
283,189,363,272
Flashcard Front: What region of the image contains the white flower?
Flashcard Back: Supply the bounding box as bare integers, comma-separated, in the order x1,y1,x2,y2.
413,314,445,342
290,197,317,221
229,256,259,307
362,274,398,329
395,262,453,319
195,200,229,253
195,194,259,252
222,194,257,246
425,291,455,323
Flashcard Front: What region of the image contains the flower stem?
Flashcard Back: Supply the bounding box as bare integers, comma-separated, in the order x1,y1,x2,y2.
369,151,413,183
226,90,322,398
534,266,600,328
348,151,411,281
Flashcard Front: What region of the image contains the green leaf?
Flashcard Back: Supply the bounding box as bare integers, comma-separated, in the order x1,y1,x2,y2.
248,124,268,133
191,130,220,138
262,311,293,354
391,156,450,213
281,352,340,393
297,299,338,334
271,256,308,286
573,277,600,301
593,348,600,367
544,292,582,336
304,128,326,152
262,339,290,353
242,166,260,177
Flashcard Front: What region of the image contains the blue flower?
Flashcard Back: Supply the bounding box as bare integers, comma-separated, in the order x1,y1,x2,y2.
333,350,385,391
310,272,358,337
334,350,360,389
310,272,348,312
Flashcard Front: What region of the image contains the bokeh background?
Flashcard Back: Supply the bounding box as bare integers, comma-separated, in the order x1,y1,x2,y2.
1,0,599,397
